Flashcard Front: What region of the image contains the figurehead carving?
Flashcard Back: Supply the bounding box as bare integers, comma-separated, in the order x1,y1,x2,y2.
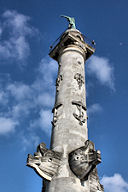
68,140,101,180
27,143,62,181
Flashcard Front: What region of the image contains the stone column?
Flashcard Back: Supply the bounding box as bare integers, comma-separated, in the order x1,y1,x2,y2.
46,29,88,192
51,29,88,154
27,28,104,192
44,29,102,192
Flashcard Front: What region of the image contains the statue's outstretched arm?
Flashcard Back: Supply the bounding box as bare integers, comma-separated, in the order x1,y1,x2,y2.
60,15,76,29
60,15,71,22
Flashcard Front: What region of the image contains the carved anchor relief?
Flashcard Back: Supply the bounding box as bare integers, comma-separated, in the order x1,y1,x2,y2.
72,101,87,125
56,74,63,91
27,142,62,181
68,140,101,180
74,73,84,89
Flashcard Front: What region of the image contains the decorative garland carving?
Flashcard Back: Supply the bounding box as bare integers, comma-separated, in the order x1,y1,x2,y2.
27,142,62,181
72,101,87,125
68,140,101,180
74,73,84,89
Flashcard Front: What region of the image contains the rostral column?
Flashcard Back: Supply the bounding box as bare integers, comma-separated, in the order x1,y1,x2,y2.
27,16,104,192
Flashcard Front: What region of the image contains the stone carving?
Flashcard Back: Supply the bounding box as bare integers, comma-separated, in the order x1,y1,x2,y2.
74,73,84,89
51,104,63,127
72,101,86,125
69,140,101,180
27,142,62,181
56,74,63,91
89,168,104,192
51,108,57,126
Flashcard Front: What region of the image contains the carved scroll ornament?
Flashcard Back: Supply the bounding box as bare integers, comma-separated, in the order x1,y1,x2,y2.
69,140,101,180
27,143,62,181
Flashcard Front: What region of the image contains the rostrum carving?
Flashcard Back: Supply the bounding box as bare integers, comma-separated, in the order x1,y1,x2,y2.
68,140,101,180
27,142,62,181
74,73,84,89
72,101,87,125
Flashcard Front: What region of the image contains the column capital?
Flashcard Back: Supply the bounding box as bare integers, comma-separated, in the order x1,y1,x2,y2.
49,29,95,61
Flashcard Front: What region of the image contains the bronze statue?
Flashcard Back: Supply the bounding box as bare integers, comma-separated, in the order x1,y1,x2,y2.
61,15,76,29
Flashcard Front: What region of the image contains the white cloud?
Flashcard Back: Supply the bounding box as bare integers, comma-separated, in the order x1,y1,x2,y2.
38,58,58,86
36,92,54,107
30,109,53,136
0,10,38,62
0,57,56,140
7,83,31,100
87,103,102,116
101,173,128,192
12,36,30,60
87,55,115,90
12,102,31,119
21,133,40,151
39,109,52,132
2,10,32,35
0,117,18,134
0,91,8,105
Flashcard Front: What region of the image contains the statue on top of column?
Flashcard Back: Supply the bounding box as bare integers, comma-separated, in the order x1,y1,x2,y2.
61,15,76,29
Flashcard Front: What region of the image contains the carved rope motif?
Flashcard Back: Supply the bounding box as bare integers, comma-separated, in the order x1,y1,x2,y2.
72,101,86,125
74,73,84,89
27,142,62,181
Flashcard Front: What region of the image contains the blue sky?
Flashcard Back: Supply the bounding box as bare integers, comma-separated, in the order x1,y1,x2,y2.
0,0,128,192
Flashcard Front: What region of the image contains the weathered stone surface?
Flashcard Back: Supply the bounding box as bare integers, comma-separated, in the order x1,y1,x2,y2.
27,143,62,181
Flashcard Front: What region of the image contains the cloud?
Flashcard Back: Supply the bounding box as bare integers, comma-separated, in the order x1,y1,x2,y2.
101,173,128,192
0,91,8,105
0,56,57,150
0,117,18,135
7,83,32,101
21,132,40,151
87,103,102,116
39,109,53,134
0,10,38,62
87,55,115,90
38,58,58,86
36,93,54,108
